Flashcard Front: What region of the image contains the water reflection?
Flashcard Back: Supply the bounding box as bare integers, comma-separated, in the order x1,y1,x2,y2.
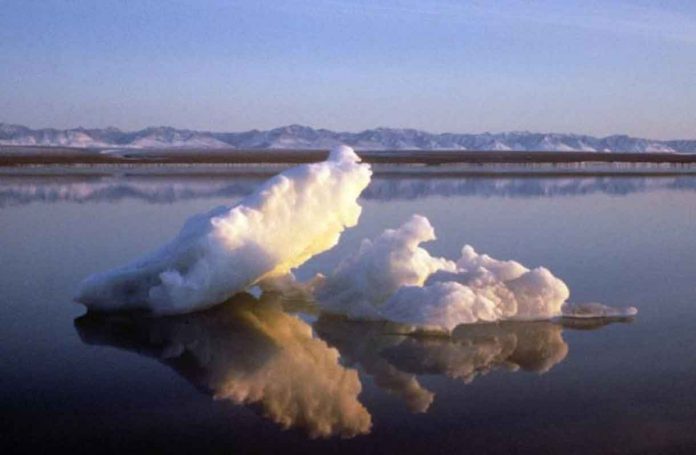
3,173,696,207
315,317,570,412
316,318,437,413
75,293,372,439
75,293,633,438
388,321,569,377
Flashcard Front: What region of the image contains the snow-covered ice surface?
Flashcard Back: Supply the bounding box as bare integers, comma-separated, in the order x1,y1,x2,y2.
75,145,372,315
317,215,636,332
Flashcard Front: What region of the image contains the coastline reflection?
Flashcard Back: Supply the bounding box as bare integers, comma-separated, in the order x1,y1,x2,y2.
3,173,696,208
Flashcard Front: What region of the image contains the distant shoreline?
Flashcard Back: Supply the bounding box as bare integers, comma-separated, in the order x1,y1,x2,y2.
2,146,696,167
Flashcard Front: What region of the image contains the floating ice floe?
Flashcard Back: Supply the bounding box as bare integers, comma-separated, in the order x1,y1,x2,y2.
75,146,636,330
316,215,635,332
76,145,372,315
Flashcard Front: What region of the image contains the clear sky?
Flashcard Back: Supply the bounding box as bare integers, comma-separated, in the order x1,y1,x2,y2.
1,0,695,138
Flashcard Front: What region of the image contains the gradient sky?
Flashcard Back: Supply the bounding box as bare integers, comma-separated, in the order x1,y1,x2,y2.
1,0,695,138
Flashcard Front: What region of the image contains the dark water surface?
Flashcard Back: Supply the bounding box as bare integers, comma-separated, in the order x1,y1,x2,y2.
2,169,696,453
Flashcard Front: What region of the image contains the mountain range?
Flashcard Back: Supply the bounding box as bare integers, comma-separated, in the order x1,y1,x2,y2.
1,123,695,153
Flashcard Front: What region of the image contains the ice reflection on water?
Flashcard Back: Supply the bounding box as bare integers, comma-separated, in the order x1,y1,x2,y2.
76,293,372,439
76,291,631,437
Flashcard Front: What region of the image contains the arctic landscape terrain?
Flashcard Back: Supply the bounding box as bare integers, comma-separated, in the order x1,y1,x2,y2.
1,123,695,152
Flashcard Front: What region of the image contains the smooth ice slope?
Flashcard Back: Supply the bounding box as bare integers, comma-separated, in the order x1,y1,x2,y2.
76,145,372,315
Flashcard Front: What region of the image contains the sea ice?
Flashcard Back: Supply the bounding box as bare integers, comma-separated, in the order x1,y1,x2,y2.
561,301,638,319
316,215,633,332
76,145,372,315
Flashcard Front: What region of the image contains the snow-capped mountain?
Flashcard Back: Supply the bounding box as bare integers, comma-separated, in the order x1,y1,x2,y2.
0,123,693,152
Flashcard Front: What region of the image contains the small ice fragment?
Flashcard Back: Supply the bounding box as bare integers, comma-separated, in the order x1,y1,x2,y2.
561,302,638,319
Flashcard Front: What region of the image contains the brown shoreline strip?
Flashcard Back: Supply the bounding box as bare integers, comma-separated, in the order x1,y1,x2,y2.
1,146,696,167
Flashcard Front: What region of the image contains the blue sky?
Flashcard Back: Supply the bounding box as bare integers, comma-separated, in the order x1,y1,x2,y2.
1,0,695,138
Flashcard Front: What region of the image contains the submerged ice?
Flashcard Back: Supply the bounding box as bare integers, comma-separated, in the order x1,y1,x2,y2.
317,215,634,332
76,145,372,315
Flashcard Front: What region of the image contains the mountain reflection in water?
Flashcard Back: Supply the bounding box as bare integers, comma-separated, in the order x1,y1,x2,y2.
75,293,632,438
3,173,696,208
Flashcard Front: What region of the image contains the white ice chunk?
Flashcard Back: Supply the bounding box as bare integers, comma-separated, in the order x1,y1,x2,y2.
315,215,456,320
76,146,372,315
317,215,571,332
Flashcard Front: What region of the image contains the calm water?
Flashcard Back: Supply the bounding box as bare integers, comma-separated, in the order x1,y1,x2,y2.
2,169,696,453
